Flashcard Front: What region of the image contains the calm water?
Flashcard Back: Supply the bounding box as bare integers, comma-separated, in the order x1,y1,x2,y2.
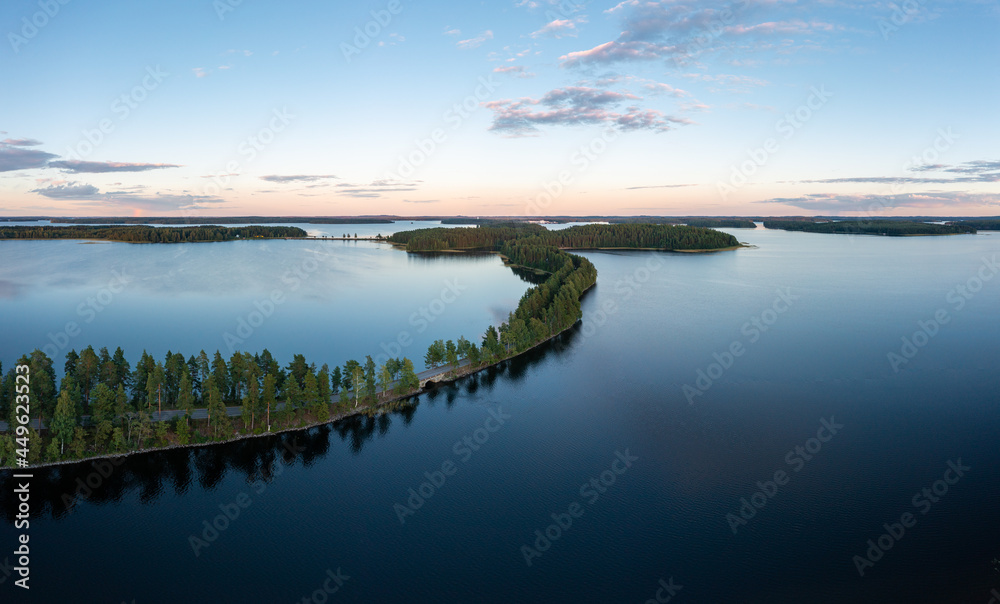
1,225,999,603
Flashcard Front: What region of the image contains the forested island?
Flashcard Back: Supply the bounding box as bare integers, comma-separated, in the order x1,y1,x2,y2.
763,220,977,236
388,222,741,252
0,222,740,467
0,225,307,242
946,219,1000,230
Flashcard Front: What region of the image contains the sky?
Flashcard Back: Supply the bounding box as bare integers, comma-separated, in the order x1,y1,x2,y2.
1,0,998,217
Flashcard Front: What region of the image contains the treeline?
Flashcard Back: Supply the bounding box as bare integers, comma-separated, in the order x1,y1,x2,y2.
0,347,422,466
763,220,976,236
49,217,393,225
389,223,546,251
391,224,600,370
390,223,740,252
0,225,307,242
418,248,596,370
683,219,755,228
947,219,1000,231
533,223,740,250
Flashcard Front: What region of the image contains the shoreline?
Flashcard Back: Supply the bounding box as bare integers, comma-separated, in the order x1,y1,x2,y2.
2,285,593,472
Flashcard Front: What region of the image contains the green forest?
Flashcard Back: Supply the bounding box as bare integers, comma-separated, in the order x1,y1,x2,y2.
763,220,977,236
0,347,426,466
0,225,307,242
947,219,1000,231
389,222,741,252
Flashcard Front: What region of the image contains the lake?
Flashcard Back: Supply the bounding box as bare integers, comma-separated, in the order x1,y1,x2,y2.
1,223,999,602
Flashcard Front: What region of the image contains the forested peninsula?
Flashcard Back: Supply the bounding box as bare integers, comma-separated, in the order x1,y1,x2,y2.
0,225,307,242
0,223,739,467
763,220,976,236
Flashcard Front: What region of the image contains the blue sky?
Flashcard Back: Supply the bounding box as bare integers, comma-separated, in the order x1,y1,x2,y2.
1,0,998,216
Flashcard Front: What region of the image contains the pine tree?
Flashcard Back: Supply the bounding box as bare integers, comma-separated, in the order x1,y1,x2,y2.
242,375,261,432
206,378,229,439
445,340,459,374
378,364,391,400
363,356,377,403
262,373,276,431
146,361,166,413
179,372,195,425
70,427,87,458
331,366,342,393
51,388,77,455
95,420,114,452
399,358,420,393
176,415,191,445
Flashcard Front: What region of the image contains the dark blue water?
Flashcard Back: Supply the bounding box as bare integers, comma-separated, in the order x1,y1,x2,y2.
2,226,999,602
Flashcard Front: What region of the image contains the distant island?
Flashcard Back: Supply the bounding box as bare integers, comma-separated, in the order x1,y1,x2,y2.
763,220,977,236
947,219,1000,231
48,216,394,225
440,216,757,228
0,225,307,242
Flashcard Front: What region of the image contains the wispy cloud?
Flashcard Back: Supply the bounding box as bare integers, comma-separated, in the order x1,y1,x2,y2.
457,30,494,50
260,174,338,183
798,160,1000,185
31,182,101,199
31,181,225,211
493,65,536,78
0,139,58,172
335,179,418,198
625,184,695,190
49,160,182,173
1,138,43,147
559,1,835,68
531,18,585,39
486,85,689,136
